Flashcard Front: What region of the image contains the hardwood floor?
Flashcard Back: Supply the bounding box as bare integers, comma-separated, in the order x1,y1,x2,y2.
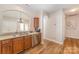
63,38,79,54
39,40,63,54
20,38,79,54
20,40,63,54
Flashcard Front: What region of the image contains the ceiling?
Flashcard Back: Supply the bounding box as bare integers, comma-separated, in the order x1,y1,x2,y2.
0,4,79,17
24,4,79,15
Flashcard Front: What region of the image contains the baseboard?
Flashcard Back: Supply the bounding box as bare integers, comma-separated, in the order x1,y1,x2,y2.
65,37,79,40
44,38,63,45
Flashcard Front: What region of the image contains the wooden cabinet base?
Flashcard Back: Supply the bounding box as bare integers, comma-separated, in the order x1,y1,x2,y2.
24,36,32,50
0,41,1,54
1,39,13,54
13,37,24,54
0,33,41,54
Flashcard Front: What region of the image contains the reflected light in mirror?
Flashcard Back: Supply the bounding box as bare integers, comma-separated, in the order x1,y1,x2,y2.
20,23,24,31
25,24,29,31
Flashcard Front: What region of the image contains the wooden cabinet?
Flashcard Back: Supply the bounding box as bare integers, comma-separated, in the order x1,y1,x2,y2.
28,35,32,48
24,35,32,49
24,36,28,49
2,39,13,54
0,33,41,54
34,17,39,30
0,41,1,54
13,37,24,53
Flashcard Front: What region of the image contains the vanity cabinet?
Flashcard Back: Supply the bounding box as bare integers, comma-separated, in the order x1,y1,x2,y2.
24,35,32,49
0,41,1,54
0,32,41,54
13,37,24,54
1,39,13,54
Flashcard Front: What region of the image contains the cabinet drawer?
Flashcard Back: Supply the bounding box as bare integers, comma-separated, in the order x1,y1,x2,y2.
0,41,1,45
29,35,32,38
2,39,13,54
2,39,12,44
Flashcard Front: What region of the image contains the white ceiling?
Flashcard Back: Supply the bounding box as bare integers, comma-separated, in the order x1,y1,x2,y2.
0,4,79,16
24,4,79,14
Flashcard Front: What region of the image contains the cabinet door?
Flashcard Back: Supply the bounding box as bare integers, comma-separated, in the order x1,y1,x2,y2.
24,36,32,49
0,41,1,54
18,37,24,52
2,40,12,54
13,38,19,53
28,36,32,48
24,36,29,49
34,17,39,30
13,37,24,54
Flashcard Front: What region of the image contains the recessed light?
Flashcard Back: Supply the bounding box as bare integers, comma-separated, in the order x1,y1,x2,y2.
69,8,78,12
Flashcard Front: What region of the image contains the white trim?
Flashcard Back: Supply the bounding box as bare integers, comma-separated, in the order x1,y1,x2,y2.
65,36,79,39
44,38,63,45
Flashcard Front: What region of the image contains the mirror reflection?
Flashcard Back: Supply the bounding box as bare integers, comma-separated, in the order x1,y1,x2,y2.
0,10,30,35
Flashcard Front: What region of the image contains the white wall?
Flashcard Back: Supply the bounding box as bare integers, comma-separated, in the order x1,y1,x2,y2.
42,15,49,39
42,9,65,44
56,10,65,43
66,15,79,39
0,15,3,34
43,14,56,40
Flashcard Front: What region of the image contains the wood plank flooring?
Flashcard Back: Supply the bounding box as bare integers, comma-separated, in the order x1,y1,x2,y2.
39,40,63,54
20,40,63,54
63,38,79,54
20,38,79,54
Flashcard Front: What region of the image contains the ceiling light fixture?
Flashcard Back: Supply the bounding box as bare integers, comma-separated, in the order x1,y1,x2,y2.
69,8,78,12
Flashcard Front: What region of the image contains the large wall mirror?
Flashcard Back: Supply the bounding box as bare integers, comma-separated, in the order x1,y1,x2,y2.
0,10,30,34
